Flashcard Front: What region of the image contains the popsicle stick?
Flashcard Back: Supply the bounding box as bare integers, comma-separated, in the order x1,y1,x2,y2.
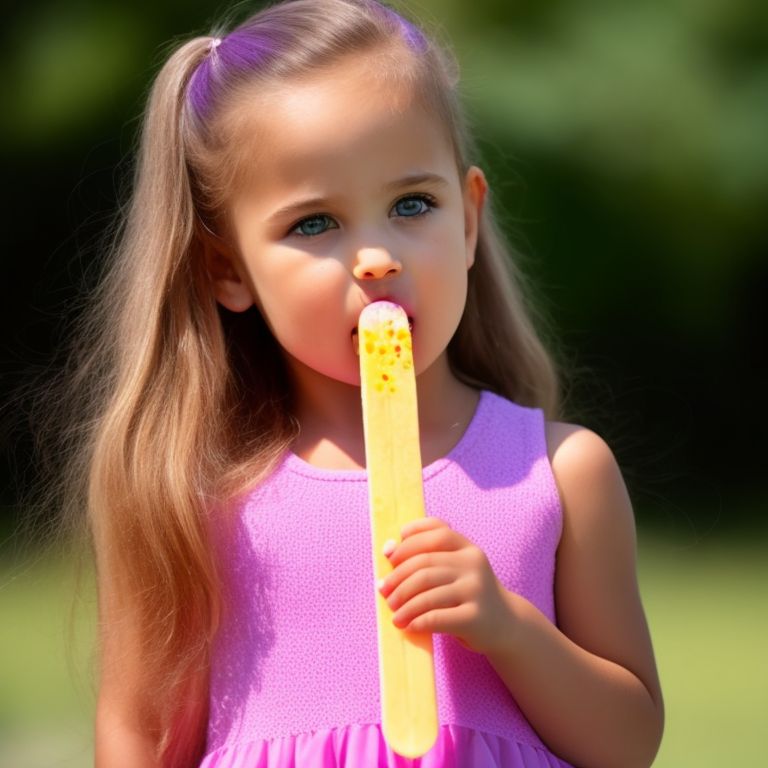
358,301,438,759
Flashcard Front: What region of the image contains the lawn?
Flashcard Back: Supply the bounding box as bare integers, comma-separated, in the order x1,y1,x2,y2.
1,532,765,766
636,531,768,766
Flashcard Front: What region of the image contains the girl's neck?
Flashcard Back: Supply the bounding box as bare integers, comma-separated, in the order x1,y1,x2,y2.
288,353,480,470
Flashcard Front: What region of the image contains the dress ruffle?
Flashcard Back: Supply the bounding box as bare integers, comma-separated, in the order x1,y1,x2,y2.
199,723,573,767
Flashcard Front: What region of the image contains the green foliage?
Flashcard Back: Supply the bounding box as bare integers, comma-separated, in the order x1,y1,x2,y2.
417,0,768,324
1,6,143,144
0,0,765,511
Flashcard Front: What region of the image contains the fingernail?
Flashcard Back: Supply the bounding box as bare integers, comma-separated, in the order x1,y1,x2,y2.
382,539,397,557
376,577,386,592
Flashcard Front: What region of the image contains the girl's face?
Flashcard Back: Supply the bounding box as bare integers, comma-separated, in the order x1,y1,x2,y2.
210,53,486,391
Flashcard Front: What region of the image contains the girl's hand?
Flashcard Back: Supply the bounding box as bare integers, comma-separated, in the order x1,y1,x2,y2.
377,516,511,656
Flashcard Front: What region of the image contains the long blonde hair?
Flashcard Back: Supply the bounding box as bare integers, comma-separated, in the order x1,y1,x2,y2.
38,0,559,763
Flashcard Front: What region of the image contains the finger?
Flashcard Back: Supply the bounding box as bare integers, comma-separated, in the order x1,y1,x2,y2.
405,603,477,636
379,552,432,597
391,584,461,629
400,516,448,538
385,566,456,612
379,550,455,596
387,526,463,567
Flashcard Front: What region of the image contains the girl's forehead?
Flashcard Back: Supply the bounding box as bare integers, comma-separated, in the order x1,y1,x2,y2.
227,53,416,142
223,57,455,195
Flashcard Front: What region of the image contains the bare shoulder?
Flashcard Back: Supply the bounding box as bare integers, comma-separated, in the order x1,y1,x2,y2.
544,421,634,531
545,421,623,486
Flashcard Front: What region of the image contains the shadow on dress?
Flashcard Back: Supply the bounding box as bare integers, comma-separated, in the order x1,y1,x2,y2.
206,502,279,747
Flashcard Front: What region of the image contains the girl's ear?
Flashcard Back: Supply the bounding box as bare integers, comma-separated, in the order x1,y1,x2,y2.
462,166,488,269
203,241,255,313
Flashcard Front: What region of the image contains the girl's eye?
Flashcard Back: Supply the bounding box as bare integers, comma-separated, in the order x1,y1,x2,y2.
391,194,435,218
290,214,338,237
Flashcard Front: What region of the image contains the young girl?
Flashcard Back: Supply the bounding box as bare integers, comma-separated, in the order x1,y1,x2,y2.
62,0,664,765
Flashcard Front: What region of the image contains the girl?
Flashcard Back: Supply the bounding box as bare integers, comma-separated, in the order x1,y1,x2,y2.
57,0,664,765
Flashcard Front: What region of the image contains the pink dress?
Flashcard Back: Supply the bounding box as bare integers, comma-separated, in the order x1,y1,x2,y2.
199,391,573,767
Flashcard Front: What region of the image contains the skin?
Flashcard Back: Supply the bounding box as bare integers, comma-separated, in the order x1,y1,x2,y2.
207,52,664,768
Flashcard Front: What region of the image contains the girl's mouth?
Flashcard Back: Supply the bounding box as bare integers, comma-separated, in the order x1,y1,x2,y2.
351,317,414,356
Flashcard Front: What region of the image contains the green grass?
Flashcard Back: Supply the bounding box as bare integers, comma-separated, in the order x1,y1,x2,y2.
0,549,96,767
1,534,765,766
638,532,768,766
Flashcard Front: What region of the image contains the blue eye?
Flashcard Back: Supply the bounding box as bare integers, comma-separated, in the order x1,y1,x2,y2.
392,194,435,218
291,214,338,237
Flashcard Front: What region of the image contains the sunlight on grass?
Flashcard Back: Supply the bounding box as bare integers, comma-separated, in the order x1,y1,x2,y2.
0,550,96,768
1,533,765,766
638,532,767,766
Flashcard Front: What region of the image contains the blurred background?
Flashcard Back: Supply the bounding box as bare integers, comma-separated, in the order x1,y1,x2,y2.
1,0,766,765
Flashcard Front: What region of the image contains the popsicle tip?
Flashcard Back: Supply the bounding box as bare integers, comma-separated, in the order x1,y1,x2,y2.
358,300,407,329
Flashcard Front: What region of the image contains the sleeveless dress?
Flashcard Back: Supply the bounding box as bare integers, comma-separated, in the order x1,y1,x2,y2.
199,391,573,767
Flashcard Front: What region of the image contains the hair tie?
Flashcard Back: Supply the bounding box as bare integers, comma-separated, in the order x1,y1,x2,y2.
209,37,222,52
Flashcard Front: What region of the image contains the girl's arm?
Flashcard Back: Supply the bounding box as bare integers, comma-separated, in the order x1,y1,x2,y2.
485,423,664,768
95,699,159,767
380,424,663,768
94,580,161,767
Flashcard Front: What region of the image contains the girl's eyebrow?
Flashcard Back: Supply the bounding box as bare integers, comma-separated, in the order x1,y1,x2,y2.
268,196,331,225
384,172,449,191
267,173,450,224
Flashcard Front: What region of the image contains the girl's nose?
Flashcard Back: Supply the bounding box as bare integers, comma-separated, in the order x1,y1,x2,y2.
353,248,402,280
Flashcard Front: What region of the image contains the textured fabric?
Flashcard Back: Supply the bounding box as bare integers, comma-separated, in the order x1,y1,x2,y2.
200,391,572,767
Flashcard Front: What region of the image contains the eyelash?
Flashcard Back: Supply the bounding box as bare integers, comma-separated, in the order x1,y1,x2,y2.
288,193,438,238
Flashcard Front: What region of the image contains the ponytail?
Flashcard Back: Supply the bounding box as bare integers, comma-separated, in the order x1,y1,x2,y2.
88,37,227,767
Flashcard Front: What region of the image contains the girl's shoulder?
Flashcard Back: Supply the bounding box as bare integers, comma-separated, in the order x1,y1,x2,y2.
544,422,622,493
543,420,633,534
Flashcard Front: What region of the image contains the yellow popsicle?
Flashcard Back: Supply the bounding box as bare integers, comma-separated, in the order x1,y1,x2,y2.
358,300,438,759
